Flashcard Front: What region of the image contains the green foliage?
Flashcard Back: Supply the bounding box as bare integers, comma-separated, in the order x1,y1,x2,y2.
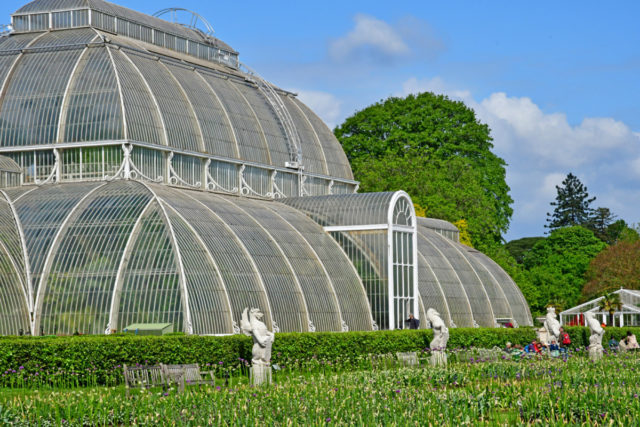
335,92,513,248
585,207,638,245
598,293,623,326
582,241,640,299
546,173,595,231
0,328,544,387
523,226,606,313
504,237,545,264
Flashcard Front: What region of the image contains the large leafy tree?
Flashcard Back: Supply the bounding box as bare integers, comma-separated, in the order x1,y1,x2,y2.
505,237,546,264
523,226,606,313
335,92,513,248
546,173,595,231
582,241,640,299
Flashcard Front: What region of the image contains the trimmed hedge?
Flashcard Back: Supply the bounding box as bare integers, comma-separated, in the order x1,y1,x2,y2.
1,327,638,386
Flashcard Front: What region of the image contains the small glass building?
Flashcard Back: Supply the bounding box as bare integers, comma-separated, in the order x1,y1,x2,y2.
560,289,640,327
0,0,532,335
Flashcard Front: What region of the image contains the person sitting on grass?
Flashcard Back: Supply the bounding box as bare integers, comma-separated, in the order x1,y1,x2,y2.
549,339,560,357
609,337,619,351
524,340,542,354
620,331,639,351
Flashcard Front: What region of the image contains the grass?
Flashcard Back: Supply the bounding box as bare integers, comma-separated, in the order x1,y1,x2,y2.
1,349,640,425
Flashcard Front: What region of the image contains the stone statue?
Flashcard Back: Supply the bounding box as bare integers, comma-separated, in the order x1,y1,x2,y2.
241,307,274,365
241,307,275,385
585,311,604,361
427,308,449,366
543,306,561,345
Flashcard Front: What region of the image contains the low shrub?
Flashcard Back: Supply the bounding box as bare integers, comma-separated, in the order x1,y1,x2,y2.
1,326,637,387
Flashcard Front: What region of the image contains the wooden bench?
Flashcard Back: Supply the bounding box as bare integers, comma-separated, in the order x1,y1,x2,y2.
162,363,215,392
123,364,167,397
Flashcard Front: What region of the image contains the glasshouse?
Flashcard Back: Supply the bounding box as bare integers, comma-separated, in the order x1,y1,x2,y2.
0,0,532,336
560,289,640,327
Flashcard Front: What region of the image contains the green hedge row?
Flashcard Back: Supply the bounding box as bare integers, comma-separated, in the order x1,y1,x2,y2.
1,327,637,386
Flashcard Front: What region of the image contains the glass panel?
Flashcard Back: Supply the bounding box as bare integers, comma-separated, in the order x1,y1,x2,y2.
15,182,104,298
51,11,72,29
13,15,29,31
123,50,201,152
199,72,270,164
280,94,328,175
164,206,233,334
331,230,388,329
0,48,85,146
292,97,353,180
417,228,474,327
208,160,238,193
282,192,396,226
131,146,165,182
243,166,269,197
73,10,89,27
164,63,237,158
170,153,201,187
194,192,307,332
108,47,165,145
64,48,123,142
118,203,183,332
233,81,289,167
39,181,152,335
150,185,272,330
30,14,49,31
0,247,30,335
140,26,152,43
268,202,373,331
233,197,342,331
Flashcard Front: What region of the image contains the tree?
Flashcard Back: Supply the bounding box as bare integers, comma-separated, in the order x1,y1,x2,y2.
546,173,595,231
523,226,606,313
505,237,546,264
335,92,512,248
587,207,616,241
582,241,640,299
597,292,622,327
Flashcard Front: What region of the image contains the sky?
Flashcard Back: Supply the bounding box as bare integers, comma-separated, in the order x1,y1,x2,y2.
2,0,639,241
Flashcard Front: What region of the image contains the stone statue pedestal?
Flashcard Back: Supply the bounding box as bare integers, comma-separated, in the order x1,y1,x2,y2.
430,350,447,367
589,345,603,361
250,362,272,386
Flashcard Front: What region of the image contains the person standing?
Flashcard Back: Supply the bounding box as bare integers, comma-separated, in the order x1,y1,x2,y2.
406,313,419,329
559,327,571,353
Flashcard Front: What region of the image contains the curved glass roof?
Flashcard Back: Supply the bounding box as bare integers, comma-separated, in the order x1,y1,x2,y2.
0,27,353,180
14,0,236,53
282,192,398,227
416,218,533,327
0,181,372,335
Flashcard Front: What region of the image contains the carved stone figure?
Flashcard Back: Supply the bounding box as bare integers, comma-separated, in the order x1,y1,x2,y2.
241,308,275,365
427,308,449,366
585,312,604,361
543,306,561,345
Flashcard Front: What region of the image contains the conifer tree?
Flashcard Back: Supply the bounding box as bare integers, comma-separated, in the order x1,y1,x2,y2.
545,173,595,231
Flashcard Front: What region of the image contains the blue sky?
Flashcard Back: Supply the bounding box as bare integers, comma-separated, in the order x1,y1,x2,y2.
2,0,639,241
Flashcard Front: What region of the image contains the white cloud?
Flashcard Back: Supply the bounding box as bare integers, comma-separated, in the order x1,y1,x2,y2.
475,93,638,167
400,76,640,239
329,14,410,63
540,173,565,200
295,89,342,129
632,157,640,177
